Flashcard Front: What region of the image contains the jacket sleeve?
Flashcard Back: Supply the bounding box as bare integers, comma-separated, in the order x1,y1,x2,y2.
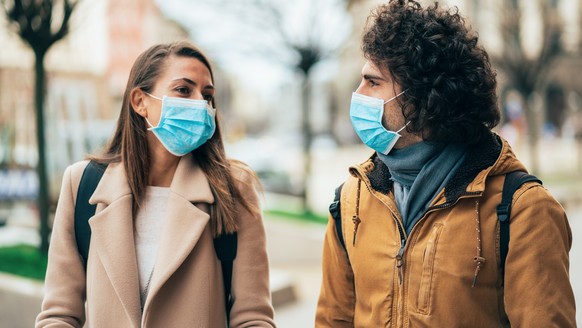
315,213,355,327
36,163,87,327
228,168,276,328
503,183,576,327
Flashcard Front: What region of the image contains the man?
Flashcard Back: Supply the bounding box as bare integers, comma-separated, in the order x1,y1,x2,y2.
316,1,576,327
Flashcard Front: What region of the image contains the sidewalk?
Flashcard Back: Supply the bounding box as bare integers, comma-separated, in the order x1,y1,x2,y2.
263,215,325,327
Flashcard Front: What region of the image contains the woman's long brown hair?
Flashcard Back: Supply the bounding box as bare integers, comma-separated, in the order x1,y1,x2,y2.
91,41,256,236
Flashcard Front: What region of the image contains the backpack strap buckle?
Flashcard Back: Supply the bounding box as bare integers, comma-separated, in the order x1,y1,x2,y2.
496,203,510,222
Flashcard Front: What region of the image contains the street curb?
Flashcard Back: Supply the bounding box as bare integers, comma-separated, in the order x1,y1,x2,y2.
271,269,297,307
0,272,43,328
0,271,43,296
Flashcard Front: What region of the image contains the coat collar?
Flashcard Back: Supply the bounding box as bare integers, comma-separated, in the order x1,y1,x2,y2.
89,154,214,206
87,154,215,325
352,132,526,205
169,153,215,204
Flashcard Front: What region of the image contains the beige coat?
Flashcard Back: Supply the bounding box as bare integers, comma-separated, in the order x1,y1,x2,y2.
36,156,276,328
316,134,575,327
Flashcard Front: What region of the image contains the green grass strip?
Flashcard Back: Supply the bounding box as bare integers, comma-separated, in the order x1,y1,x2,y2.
0,244,47,281
264,209,328,224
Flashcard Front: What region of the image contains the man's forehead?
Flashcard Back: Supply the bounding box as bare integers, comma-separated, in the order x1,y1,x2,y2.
361,61,388,79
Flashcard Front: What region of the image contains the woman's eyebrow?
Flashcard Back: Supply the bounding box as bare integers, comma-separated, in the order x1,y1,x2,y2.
171,77,214,90
171,77,196,85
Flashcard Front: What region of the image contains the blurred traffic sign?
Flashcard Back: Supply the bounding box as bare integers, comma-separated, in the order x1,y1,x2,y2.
0,169,38,201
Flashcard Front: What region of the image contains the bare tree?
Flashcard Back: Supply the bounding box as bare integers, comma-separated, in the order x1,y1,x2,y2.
170,0,352,213
494,0,562,173
243,0,351,213
1,0,78,254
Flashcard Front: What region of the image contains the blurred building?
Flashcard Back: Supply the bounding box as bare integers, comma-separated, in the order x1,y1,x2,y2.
0,0,190,198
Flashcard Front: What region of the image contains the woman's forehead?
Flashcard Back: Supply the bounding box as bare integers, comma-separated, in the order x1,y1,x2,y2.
159,56,213,85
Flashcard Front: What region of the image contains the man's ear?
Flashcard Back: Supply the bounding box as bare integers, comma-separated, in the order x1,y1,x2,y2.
130,88,148,118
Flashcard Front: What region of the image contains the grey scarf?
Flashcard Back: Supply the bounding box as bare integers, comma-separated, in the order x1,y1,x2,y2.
378,142,467,234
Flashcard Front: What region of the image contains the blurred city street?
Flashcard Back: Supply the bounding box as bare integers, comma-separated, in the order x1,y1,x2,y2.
2,0,582,327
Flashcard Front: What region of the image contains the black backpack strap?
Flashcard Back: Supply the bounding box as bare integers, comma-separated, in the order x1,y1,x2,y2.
496,171,542,279
329,183,346,251
214,232,237,325
74,160,107,268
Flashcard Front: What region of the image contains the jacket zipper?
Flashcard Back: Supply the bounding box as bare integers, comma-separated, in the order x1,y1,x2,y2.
402,191,483,265
397,192,481,328
396,242,405,285
361,175,481,284
357,173,482,327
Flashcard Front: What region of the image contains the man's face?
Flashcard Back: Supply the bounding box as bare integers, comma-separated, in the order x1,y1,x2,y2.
355,61,422,149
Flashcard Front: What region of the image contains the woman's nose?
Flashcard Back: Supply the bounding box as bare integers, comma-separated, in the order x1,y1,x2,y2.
191,90,205,100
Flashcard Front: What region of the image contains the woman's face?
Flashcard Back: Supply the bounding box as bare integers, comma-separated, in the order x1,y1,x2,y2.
140,56,214,127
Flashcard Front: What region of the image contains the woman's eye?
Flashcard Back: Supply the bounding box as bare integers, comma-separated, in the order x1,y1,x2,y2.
203,94,214,102
370,80,379,87
175,86,190,95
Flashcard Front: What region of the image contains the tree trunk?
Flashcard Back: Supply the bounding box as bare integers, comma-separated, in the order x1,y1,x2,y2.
300,74,312,214
524,96,540,174
327,84,340,144
34,50,50,255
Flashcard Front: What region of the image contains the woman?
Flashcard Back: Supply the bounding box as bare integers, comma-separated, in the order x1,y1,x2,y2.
36,41,276,327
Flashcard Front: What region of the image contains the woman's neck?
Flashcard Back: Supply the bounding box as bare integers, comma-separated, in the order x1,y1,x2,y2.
148,137,180,187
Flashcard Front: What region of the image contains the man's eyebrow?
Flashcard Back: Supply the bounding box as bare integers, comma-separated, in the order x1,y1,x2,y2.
362,74,386,81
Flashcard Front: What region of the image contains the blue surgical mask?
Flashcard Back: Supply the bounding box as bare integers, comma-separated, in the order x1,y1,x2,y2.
145,93,216,156
350,91,408,155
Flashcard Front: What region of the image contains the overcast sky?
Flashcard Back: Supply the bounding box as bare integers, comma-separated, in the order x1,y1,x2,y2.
156,0,352,100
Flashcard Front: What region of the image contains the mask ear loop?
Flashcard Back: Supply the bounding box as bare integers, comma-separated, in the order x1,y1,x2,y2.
145,117,156,129
387,90,409,134
383,89,407,104
396,121,411,134
145,92,162,101
143,92,163,129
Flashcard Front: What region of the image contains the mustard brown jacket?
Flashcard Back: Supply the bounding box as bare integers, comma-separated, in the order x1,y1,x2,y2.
36,155,276,328
316,133,575,327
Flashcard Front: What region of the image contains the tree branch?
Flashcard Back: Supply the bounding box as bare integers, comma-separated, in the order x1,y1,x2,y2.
50,0,77,46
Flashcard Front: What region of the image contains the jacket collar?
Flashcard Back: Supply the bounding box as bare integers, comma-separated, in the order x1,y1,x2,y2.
354,132,526,205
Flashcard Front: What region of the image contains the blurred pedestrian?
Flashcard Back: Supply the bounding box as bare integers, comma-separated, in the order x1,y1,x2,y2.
316,1,575,327
36,41,276,328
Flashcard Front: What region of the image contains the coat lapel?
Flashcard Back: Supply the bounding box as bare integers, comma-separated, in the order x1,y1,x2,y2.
88,162,141,326
143,155,214,311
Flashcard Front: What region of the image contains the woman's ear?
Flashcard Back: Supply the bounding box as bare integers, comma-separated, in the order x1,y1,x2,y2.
130,88,148,118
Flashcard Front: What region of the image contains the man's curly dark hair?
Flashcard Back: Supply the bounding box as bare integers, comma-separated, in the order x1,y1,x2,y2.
362,0,500,144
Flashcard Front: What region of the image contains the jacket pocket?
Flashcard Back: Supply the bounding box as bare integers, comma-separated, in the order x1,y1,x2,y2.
417,223,443,314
